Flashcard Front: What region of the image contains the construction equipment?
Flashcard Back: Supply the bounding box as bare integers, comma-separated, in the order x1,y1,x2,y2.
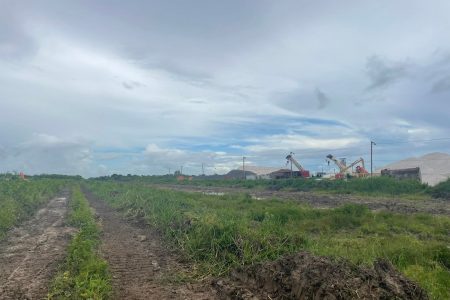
326,154,368,179
286,153,310,177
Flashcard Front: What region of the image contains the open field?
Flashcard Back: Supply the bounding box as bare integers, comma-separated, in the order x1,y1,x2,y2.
87,180,450,299
3,1,450,298
0,177,449,299
99,175,450,198
152,183,450,216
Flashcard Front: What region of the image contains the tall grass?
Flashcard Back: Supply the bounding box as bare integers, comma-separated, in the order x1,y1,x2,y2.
0,178,64,240
87,181,450,299
430,178,450,199
93,175,439,198
48,186,111,300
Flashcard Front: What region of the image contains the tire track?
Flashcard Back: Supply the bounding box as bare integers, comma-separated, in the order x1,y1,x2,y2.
83,189,217,300
0,192,76,299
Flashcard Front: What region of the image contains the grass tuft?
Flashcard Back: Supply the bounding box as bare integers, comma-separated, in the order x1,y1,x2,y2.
48,186,111,300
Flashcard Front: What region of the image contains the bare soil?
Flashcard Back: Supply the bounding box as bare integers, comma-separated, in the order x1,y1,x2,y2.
0,192,75,300
213,252,428,300
83,189,218,300
154,184,450,216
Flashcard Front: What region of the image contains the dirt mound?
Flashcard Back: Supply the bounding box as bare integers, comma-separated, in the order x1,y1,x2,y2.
213,252,427,300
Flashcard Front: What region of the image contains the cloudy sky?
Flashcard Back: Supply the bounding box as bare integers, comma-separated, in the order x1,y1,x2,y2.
1,0,449,177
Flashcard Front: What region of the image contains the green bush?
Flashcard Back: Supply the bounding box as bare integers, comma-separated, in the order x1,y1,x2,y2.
429,178,450,199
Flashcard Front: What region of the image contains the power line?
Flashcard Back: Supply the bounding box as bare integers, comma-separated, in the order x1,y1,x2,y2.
373,159,450,163
283,138,450,157
376,137,450,145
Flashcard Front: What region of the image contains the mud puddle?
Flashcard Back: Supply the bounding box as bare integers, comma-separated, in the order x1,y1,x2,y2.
83,189,217,300
0,192,75,299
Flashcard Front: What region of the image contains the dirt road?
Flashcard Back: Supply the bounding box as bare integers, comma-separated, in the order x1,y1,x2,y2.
0,192,75,299
154,184,450,216
84,190,217,300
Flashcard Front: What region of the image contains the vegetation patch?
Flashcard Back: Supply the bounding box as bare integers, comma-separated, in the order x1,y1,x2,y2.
94,174,444,198
48,186,111,299
429,178,450,199
87,181,450,299
0,177,63,240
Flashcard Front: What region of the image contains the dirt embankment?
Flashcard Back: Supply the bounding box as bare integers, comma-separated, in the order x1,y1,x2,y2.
214,252,428,300
154,184,450,216
83,190,218,300
0,192,75,299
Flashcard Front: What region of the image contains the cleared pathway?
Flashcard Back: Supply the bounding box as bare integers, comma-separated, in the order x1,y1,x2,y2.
0,192,75,299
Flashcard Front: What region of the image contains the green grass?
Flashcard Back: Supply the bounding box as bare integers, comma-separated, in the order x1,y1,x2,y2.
48,186,111,300
92,174,448,198
430,179,450,199
0,178,64,240
87,181,450,299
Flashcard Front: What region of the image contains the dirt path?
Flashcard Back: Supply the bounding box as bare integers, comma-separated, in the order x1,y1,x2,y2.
0,192,75,299
153,184,450,216
83,190,217,300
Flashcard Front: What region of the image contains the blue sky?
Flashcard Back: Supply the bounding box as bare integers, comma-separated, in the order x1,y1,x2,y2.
0,0,449,176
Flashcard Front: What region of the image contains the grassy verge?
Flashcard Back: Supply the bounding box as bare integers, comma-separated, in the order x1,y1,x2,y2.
0,178,64,240
48,186,111,299
87,181,450,299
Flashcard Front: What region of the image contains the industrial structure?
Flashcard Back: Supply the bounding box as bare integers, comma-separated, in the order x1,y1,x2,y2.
381,167,421,181
218,151,449,186
326,154,368,179
285,153,310,178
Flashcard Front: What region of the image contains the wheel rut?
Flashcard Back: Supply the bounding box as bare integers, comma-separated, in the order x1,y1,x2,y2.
0,191,76,299
83,189,217,300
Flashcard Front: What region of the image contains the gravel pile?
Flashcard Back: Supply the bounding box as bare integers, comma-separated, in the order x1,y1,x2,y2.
379,152,450,186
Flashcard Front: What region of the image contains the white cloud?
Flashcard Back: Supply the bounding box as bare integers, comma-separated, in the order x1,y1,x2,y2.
0,1,449,176
0,134,99,176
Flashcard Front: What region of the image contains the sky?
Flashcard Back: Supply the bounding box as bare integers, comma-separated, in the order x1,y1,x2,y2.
1,0,449,177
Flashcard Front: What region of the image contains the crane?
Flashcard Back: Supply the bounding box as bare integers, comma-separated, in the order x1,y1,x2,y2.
286,153,310,177
326,154,368,178
326,154,347,173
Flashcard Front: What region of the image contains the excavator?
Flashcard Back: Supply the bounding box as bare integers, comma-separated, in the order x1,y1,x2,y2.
286,153,310,178
326,154,368,179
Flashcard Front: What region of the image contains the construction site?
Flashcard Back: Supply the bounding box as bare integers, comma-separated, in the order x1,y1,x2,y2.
220,151,450,187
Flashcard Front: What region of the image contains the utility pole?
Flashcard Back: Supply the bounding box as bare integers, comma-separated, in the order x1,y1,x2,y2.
370,141,376,176
288,152,294,178
242,156,246,180
180,166,183,175
201,163,205,176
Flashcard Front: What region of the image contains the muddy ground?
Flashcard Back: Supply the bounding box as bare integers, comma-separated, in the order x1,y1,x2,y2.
83,190,218,300
153,184,450,216
214,252,428,300
84,188,431,300
0,191,75,300
0,187,434,300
